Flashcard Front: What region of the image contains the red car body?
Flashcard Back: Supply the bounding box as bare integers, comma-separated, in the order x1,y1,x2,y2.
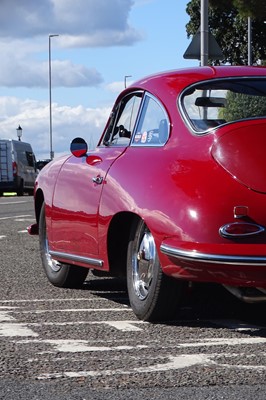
29,66,266,321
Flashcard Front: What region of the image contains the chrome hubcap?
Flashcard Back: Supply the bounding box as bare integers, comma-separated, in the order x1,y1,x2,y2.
132,228,156,300
44,237,61,272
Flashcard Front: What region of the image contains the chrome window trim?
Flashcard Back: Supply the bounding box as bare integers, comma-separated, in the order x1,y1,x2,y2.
101,90,144,147
178,76,266,136
130,92,171,147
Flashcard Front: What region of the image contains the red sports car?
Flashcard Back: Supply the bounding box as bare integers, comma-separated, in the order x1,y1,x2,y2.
29,66,266,321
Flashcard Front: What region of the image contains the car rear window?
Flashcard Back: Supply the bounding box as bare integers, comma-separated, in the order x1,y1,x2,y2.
180,77,266,133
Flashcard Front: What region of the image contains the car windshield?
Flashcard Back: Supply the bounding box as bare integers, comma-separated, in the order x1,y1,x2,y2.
181,77,266,133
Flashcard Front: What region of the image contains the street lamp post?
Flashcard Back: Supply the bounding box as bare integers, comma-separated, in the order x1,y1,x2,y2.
16,125,22,141
124,75,132,89
49,34,59,160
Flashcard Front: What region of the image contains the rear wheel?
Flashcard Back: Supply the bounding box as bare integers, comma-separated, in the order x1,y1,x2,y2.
127,219,186,321
39,202,88,288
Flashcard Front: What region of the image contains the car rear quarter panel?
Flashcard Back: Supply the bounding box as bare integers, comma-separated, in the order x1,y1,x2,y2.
98,121,266,278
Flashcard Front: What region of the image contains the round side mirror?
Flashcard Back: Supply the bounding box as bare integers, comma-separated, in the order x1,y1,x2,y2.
70,137,88,158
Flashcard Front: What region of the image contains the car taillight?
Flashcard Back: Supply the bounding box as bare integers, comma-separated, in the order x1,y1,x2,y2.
219,222,265,238
13,161,18,177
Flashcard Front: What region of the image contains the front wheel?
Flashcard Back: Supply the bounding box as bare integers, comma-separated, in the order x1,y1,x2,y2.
39,202,88,288
127,219,186,322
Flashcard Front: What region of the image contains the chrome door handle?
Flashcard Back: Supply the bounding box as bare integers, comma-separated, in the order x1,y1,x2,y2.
92,176,103,185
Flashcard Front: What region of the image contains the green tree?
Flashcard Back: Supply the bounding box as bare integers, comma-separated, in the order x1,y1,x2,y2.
186,0,266,64
220,92,266,121
210,0,266,19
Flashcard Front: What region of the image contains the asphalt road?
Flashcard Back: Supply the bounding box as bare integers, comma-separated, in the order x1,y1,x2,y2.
1,195,266,399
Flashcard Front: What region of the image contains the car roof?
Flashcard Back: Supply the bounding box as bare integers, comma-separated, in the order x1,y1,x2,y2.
129,66,266,96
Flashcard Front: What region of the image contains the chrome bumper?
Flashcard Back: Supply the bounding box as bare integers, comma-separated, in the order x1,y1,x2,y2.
160,244,266,266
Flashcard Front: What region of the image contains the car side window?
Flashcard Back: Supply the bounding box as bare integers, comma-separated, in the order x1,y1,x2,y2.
102,92,143,146
132,94,170,146
25,151,35,167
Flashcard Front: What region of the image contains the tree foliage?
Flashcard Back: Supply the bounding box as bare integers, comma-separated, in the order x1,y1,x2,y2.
186,0,266,64
209,0,266,19
220,93,266,121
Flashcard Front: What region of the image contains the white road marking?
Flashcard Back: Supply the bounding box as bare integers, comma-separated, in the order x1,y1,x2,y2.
103,321,143,331
35,354,215,380
1,298,266,380
218,362,266,371
18,229,28,233
0,214,32,220
15,219,35,222
137,354,215,373
10,320,144,331
0,311,16,322
0,298,115,303
16,335,266,351
0,323,38,337
178,337,266,347
19,307,131,313
36,352,266,380
0,201,28,205
17,339,148,353
0,236,6,239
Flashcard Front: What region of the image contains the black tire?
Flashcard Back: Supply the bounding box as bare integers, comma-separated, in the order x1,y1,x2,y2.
127,219,186,322
39,202,88,288
17,179,24,196
26,189,34,196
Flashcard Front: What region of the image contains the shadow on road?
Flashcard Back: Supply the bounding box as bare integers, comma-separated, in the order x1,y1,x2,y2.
80,274,266,333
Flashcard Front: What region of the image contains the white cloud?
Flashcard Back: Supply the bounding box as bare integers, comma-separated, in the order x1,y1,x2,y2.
0,0,142,158
0,0,143,89
59,28,142,48
0,45,103,88
106,76,135,93
51,60,103,87
0,0,141,46
0,97,111,159
106,81,126,94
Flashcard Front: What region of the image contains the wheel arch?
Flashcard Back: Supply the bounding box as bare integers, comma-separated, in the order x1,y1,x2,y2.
107,211,141,277
35,188,45,225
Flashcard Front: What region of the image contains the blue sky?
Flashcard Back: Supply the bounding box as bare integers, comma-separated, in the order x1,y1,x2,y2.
0,0,198,159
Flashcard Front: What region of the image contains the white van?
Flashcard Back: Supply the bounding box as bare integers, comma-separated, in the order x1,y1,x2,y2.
0,139,37,196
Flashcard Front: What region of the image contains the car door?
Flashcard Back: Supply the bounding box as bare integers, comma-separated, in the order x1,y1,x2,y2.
50,91,143,259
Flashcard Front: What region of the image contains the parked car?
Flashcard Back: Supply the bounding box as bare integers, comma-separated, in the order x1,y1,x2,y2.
0,139,37,196
28,66,266,321
36,159,51,172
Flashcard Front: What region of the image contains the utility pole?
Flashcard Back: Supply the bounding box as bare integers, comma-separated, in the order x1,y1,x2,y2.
49,34,59,160
248,17,252,65
201,0,209,66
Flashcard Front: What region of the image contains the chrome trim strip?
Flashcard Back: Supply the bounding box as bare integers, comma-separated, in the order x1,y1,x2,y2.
160,244,266,266
49,250,104,268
